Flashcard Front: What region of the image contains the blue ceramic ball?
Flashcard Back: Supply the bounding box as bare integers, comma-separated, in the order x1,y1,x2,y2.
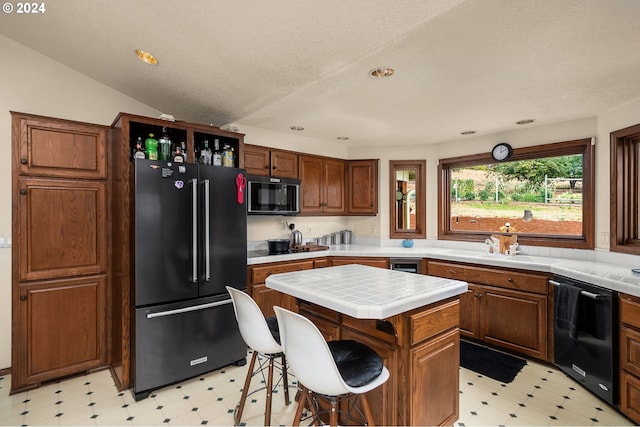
402,239,414,248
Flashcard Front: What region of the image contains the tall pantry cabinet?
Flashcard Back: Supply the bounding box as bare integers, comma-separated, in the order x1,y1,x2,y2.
10,112,109,393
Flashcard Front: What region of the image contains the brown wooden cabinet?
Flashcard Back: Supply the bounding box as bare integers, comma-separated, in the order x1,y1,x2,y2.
243,144,298,178
247,260,315,317
331,256,389,268
16,276,106,387
346,159,378,215
11,112,109,393
619,293,640,423
299,155,345,215
427,260,550,361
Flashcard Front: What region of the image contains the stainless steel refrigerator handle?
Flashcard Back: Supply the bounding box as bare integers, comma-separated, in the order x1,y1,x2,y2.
191,178,198,283
146,299,233,319
549,280,603,300
204,179,211,281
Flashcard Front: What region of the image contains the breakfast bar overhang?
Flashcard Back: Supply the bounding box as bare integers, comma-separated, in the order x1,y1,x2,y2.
266,264,468,426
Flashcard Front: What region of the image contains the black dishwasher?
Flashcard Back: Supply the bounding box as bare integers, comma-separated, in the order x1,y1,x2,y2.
552,276,617,405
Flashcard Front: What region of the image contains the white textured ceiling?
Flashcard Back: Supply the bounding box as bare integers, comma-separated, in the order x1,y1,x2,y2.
1,0,639,147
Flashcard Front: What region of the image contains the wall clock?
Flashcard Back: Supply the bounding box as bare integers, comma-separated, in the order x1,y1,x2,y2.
491,143,513,162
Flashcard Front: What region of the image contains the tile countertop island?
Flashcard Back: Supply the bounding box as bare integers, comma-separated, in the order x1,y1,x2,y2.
265,263,467,319
266,264,467,426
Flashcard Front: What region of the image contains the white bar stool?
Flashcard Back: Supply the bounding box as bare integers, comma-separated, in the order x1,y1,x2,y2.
226,287,291,426
274,306,389,426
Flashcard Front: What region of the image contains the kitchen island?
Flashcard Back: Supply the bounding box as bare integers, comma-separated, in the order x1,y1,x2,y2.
266,264,467,426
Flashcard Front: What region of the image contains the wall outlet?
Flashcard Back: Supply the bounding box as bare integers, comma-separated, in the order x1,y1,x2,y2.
599,232,610,244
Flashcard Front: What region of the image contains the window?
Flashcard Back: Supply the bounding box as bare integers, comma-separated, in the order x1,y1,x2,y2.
611,124,640,254
389,160,426,239
438,138,594,249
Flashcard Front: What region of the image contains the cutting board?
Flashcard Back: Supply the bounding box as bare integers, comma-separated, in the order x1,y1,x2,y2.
291,244,330,252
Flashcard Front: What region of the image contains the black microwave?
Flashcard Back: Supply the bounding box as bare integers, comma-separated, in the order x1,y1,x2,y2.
247,175,300,215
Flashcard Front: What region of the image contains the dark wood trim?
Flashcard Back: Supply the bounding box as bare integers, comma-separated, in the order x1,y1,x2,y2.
611,123,640,254
389,160,426,239
438,138,595,249
0,367,11,376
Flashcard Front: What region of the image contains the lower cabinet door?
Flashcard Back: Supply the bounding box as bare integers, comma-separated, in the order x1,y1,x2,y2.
251,283,297,318
409,328,460,426
620,371,640,424
459,285,481,339
481,286,548,360
14,275,106,392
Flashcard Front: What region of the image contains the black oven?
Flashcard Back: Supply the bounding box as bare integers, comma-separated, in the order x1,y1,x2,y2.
247,175,300,215
552,276,617,405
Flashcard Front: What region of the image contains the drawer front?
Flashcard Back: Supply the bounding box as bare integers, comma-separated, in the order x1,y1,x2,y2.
410,298,460,346
621,294,640,329
250,260,314,284
621,325,640,378
428,261,547,294
427,262,468,281
468,269,548,294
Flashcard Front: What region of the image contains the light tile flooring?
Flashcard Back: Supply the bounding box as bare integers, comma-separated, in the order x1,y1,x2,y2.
0,350,633,426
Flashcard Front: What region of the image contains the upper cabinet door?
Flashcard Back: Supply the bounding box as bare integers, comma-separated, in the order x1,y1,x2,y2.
347,159,378,215
13,113,107,179
17,177,107,282
243,145,271,176
323,158,345,214
299,155,324,214
271,150,298,179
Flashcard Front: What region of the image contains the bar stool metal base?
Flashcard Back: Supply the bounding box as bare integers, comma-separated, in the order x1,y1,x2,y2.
292,385,375,427
233,350,291,426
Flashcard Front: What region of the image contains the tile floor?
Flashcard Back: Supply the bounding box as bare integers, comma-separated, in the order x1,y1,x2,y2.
0,350,633,426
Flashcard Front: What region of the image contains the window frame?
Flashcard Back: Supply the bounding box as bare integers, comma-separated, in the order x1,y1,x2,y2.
437,138,595,249
610,124,640,254
389,160,426,239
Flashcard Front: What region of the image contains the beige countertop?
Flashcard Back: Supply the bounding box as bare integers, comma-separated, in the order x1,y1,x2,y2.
265,264,467,319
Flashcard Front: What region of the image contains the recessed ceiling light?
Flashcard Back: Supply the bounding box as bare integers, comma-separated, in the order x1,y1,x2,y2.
336,136,350,141
135,49,158,65
516,119,535,125
369,66,395,78
461,130,476,135
289,126,304,131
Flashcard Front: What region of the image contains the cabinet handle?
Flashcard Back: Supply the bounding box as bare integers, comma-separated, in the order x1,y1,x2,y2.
272,166,277,170
448,269,455,275
20,158,28,164
20,295,27,301
265,165,269,169
19,189,27,195
297,267,303,271
508,277,514,282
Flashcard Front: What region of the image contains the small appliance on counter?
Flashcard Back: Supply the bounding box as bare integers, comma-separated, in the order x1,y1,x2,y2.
289,223,303,246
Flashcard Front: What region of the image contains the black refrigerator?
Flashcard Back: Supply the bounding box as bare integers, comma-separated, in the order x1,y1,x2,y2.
132,159,247,400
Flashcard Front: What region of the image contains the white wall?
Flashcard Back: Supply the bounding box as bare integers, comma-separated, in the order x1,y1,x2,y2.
0,35,162,370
